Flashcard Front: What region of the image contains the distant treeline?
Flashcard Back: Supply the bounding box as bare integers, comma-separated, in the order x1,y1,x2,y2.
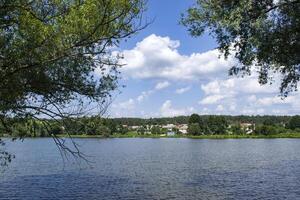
0,115,299,138
113,115,294,126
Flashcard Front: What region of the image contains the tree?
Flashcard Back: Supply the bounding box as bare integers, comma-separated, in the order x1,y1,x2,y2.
188,123,201,135
151,126,161,135
255,125,277,135
0,0,146,165
263,118,276,126
207,116,228,135
181,0,300,96
1,0,146,118
95,125,111,137
137,126,146,135
189,113,201,124
288,115,300,130
230,124,244,135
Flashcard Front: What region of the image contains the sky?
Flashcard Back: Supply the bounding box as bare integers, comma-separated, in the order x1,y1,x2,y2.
103,0,300,118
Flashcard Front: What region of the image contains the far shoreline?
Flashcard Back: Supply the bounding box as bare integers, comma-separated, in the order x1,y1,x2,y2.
2,133,300,140
55,133,300,139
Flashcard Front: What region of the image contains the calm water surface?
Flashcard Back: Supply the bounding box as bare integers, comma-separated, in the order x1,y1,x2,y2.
0,138,300,200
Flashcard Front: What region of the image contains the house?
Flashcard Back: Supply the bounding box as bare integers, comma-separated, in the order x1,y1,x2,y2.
240,123,255,134
162,124,176,129
177,124,188,134
129,125,141,130
167,130,175,136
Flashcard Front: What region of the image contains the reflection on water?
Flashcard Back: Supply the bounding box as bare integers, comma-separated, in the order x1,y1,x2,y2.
1,138,300,199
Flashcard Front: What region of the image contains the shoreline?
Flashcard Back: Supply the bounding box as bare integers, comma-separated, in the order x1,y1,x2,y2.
57,133,300,139
2,133,300,139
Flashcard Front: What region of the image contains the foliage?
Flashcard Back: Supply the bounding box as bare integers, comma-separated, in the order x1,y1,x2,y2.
188,123,202,135
207,116,228,135
181,0,300,96
0,0,146,166
229,124,244,135
137,125,147,135
189,114,201,124
151,126,161,135
0,0,146,122
0,115,299,138
255,125,277,135
287,115,300,130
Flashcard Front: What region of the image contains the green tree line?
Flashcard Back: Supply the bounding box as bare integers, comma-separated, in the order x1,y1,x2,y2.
1,115,299,137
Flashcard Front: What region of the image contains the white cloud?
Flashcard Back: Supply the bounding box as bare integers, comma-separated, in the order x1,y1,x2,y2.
241,108,265,115
175,86,191,94
117,98,135,110
160,100,194,117
201,76,276,97
108,34,300,117
199,94,226,105
256,95,300,109
136,81,170,103
216,105,224,112
137,90,154,102
116,34,235,80
155,81,170,90
247,95,257,103
229,104,236,111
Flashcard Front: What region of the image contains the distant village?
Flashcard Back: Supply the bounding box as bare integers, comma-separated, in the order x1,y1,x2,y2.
122,122,256,136
2,115,299,138
122,123,189,136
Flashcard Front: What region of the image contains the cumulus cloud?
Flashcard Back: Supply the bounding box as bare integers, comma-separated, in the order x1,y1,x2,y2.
160,100,194,117
108,34,300,117
116,34,235,80
256,95,300,109
216,105,224,112
175,86,191,94
199,94,227,105
201,75,276,97
116,98,135,110
136,81,171,103
137,90,153,102
155,81,170,90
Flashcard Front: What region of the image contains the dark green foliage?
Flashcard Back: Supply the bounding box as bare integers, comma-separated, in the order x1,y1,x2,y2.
188,123,201,135
95,126,111,137
0,0,146,121
207,116,228,135
116,125,129,135
288,115,300,130
181,0,300,96
230,124,244,135
263,118,276,126
137,126,146,135
151,126,161,135
189,114,201,124
255,125,277,135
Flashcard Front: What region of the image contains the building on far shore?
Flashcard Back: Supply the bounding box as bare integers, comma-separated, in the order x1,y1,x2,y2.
177,124,188,134
167,130,175,136
240,123,255,134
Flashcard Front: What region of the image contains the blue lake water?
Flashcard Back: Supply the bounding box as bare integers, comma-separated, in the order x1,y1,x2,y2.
0,138,300,200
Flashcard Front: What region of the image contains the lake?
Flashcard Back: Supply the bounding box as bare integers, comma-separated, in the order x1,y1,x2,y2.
0,138,300,200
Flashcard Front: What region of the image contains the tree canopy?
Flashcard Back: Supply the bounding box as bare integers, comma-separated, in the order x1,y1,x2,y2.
287,115,300,130
181,0,300,96
0,0,145,120
0,0,146,166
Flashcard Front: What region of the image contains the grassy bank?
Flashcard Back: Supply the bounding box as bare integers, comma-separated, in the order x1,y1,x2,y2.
56,132,300,139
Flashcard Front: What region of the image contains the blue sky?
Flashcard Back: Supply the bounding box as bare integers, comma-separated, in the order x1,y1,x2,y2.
104,0,300,117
